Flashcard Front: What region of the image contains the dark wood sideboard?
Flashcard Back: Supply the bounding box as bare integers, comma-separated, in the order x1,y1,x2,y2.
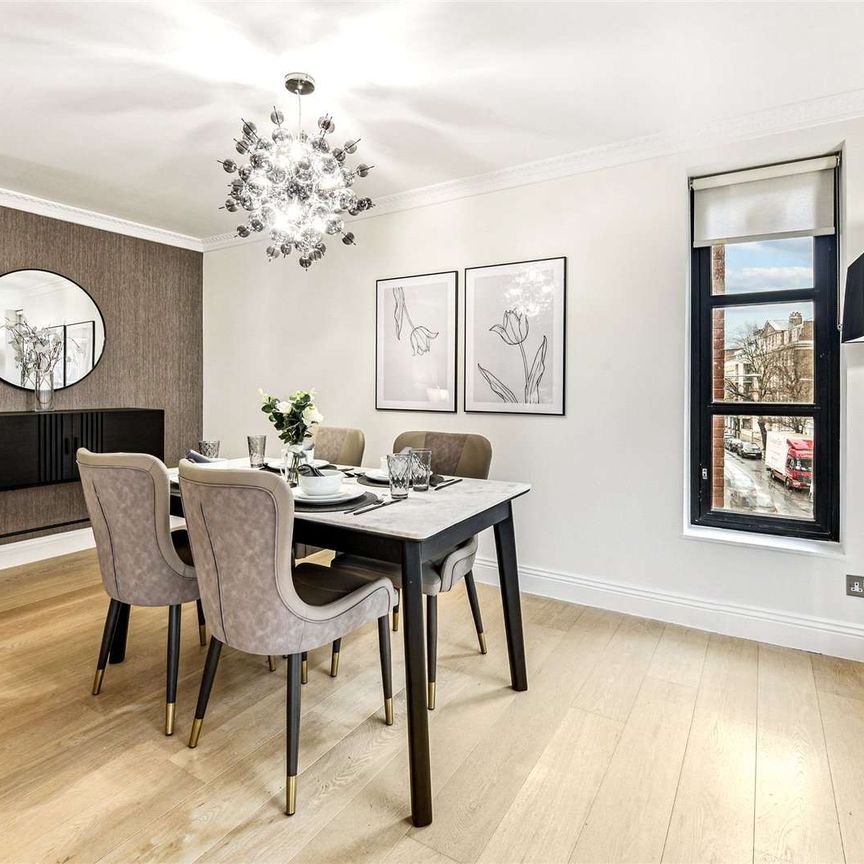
0,408,164,538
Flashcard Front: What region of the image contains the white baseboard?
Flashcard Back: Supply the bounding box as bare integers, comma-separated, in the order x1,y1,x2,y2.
0,527,96,570
473,556,864,662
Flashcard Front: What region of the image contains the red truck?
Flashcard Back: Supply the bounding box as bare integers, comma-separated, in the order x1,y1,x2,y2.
764,432,813,490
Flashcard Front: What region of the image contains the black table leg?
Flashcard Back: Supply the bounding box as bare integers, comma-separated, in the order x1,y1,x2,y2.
493,503,528,692
402,540,432,827
109,602,131,664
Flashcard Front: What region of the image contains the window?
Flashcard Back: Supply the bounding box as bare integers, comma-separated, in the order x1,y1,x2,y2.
690,156,840,540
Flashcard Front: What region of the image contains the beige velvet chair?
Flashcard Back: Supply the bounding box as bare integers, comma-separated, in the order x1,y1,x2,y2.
310,425,365,467
77,448,205,735
337,431,492,709
179,460,396,816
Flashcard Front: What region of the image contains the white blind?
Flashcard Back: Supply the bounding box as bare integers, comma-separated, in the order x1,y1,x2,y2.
692,156,837,248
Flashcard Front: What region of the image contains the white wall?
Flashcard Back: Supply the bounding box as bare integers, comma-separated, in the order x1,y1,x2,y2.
203,116,864,660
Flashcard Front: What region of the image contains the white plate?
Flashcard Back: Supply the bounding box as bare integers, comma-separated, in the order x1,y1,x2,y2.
362,468,390,483
292,484,366,505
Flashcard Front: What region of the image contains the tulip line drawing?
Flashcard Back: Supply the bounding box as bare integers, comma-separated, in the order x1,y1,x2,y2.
478,309,547,404
393,286,439,356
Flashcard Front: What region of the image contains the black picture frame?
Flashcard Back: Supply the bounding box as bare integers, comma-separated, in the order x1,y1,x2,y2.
463,256,567,416
375,270,459,413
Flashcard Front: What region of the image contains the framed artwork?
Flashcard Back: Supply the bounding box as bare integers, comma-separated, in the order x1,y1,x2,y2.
464,257,566,415
65,320,96,386
376,271,458,412
46,324,66,389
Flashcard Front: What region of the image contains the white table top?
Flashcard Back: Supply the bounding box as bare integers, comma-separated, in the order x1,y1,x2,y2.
169,459,530,541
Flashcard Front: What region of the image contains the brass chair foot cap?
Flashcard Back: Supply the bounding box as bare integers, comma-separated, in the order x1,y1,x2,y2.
165,702,176,736
427,682,436,711
330,651,340,678
268,655,276,672
189,717,203,749
92,668,105,696
301,659,308,685
384,696,394,726
198,624,207,647
286,775,297,816
479,632,488,655
392,610,400,632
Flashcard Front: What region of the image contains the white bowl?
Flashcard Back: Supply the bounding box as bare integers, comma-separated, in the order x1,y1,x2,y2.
297,469,343,497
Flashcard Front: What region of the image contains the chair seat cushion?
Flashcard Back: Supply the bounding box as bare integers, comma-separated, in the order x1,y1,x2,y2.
334,535,478,596
293,561,397,607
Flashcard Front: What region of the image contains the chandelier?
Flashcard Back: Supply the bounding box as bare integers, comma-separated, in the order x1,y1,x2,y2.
219,73,373,268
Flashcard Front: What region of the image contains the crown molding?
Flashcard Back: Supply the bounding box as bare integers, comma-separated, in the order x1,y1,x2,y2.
0,187,203,251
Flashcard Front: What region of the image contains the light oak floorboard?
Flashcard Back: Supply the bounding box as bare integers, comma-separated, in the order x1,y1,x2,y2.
662,634,758,864
754,645,844,864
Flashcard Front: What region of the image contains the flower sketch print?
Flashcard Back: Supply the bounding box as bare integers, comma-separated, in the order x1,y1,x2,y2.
393,286,438,356
478,309,548,403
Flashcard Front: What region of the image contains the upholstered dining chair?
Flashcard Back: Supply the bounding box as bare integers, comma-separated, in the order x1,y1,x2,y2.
77,448,205,736
178,460,396,816
309,425,365,467
336,431,492,710
295,425,367,683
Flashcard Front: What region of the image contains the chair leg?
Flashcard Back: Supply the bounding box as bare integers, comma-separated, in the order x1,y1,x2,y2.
196,599,207,647
301,651,308,685
393,588,400,632
92,598,123,695
330,639,341,677
464,572,487,655
109,602,131,664
378,616,394,725
189,637,222,748
286,653,302,816
165,605,181,735
426,595,437,710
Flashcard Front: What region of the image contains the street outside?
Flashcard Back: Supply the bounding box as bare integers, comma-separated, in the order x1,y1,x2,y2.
723,447,812,520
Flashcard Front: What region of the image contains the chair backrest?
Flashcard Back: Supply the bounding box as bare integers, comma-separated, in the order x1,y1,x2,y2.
178,461,310,655
392,431,492,479
77,449,194,607
311,426,365,466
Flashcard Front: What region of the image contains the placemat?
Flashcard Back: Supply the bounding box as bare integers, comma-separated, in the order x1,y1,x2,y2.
293,490,380,513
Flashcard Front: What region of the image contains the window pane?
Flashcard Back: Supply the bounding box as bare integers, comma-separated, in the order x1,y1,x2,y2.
711,238,814,295
711,415,814,520
712,302,814,403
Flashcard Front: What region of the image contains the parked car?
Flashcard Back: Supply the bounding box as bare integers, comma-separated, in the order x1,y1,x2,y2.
724,436,743,454
739,441,763,459
724,462,777,514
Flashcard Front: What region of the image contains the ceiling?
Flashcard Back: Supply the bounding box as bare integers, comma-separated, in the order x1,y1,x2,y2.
2,1,864,240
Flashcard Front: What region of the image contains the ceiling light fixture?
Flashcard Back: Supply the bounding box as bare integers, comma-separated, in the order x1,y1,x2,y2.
219,72,374,268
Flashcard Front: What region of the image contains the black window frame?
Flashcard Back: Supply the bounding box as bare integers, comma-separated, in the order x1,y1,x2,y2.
689,164,840,542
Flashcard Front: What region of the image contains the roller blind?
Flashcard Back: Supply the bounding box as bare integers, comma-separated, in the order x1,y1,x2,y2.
691,155,837,248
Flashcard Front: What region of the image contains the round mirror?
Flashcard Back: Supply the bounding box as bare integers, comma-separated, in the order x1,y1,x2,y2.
0,269,105,391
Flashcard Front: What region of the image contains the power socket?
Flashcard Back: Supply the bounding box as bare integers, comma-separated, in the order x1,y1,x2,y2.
847,575,864,597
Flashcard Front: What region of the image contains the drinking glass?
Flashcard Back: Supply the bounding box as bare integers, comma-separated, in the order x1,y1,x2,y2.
198,440,220,459
410,448,432,491
387,453,412,500
247,434,266,469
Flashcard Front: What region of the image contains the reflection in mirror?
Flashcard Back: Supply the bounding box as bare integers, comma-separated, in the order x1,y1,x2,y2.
0,270,105,391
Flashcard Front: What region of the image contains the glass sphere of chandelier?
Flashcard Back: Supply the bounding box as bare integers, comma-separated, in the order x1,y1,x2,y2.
219,72,374,269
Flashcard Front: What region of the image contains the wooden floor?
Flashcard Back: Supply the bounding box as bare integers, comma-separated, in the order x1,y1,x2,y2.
2,552,864,864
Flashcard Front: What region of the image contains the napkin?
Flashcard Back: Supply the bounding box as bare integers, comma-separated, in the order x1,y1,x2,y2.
185,449,217,463
298,463,325,477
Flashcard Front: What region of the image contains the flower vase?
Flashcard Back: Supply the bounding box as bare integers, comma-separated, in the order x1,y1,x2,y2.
33,371,54,411
282,444,306,486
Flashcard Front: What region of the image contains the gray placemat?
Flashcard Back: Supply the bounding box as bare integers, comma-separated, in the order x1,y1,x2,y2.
293,490,380,513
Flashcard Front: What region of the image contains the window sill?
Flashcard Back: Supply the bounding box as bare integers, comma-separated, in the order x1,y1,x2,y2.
682,523,845,559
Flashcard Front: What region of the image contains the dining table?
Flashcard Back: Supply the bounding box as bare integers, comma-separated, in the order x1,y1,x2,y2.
168,459,531,827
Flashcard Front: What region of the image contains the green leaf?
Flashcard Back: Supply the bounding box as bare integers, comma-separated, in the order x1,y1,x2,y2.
477,364,518,402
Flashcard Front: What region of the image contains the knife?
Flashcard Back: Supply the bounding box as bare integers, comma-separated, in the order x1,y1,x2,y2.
353,498,404,516
434,478,463,491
